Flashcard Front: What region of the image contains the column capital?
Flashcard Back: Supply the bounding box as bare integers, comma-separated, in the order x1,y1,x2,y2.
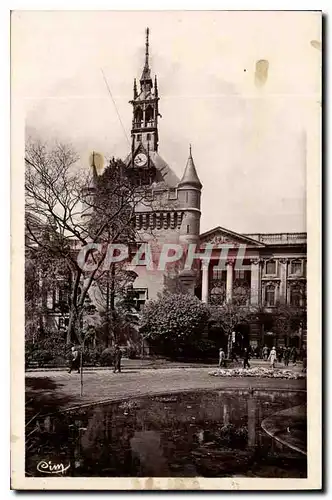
250,258,262,266
279,258,289,264
201,260,210,270
226,259,235,267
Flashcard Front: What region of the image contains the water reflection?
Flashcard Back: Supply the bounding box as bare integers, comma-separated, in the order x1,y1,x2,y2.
26,390,306,478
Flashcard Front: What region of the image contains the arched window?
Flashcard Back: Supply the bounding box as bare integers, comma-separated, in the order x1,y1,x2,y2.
210,286,225,305
134,107,143,124
265,285,275,306
290,286,301,307
233,285,249,306
145,105,154,124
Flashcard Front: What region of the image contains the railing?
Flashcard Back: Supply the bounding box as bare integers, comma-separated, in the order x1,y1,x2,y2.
245,233,307,245
133,120,156,129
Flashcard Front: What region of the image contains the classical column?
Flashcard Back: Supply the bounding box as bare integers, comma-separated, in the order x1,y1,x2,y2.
250,259,261,305
201,261,209,304
279,258,288,304
226,260,234,302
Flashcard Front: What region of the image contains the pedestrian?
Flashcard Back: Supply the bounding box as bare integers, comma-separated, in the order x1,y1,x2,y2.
284,346,291,367
68,346,80,374
262,345,269,360
113,345,123,373
277,346,283,363
219,347,226,368
268,346,277,369
291,346,298,365
243,347,250,369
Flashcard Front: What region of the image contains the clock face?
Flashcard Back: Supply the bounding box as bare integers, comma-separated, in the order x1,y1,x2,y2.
134,153,147,167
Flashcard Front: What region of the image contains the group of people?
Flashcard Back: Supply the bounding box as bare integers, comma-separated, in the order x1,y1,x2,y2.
68,345,123,374
262,345,299,366
219,344,306,370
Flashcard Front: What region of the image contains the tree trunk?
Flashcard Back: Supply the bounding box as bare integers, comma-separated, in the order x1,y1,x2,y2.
80,342,84,397
66,308,82,345
110,264,116,345
66,310,76,345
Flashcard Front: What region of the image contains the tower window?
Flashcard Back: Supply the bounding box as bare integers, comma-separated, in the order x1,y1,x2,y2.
137,134,142,142
186,192,188,203
145,105,154,123
186,225,190,234
147,133,151,141
134,107,143,124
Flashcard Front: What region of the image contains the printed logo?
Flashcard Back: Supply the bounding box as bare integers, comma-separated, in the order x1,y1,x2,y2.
37,460,70,474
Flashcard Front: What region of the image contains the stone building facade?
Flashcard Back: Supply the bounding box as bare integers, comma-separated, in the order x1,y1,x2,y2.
121,28,307,348
36,28,307,349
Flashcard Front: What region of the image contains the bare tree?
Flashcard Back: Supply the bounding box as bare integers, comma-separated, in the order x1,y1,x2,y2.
25,138,150,345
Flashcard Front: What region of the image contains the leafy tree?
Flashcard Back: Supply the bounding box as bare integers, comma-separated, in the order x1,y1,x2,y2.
140,292,210,356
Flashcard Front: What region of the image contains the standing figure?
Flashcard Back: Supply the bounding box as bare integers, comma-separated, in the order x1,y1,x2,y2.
284,346,291,367
268,346,277,369
68,346,80,374
262,345,269,360
113,345,123,373
243,348,250,369
219,348,226,368
291,346,298,364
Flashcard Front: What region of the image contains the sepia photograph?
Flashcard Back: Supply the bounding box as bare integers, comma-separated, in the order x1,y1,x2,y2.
11,10,321,490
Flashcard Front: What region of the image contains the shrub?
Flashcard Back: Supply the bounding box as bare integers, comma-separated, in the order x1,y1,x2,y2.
184,339,218,359
83,347,101,366
100,347,115,367
25,330,68,367
120,345,139,359
140,292,210,357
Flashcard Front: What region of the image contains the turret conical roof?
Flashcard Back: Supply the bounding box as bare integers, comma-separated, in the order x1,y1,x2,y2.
178,145,202,189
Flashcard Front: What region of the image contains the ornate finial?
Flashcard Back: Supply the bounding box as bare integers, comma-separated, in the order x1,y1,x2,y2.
154,75,158,94
189,144,192,157
133,78,137,98
145,27,150,68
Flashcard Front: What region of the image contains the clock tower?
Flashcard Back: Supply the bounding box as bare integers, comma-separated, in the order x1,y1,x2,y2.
129,28,160,155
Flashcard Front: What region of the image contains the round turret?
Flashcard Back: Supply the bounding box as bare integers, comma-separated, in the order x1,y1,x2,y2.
178,145,202,245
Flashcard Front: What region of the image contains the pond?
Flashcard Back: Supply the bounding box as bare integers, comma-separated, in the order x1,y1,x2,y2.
26,389,306,478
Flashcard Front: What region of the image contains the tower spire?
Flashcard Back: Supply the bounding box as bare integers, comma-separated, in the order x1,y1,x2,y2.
140,27,152,84
130,27,159,152
145,27,149,69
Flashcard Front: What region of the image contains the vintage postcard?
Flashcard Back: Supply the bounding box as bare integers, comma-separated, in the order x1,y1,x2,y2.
11,10,322,490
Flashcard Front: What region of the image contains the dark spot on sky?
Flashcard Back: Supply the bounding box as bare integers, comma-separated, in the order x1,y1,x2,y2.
255,60,269,87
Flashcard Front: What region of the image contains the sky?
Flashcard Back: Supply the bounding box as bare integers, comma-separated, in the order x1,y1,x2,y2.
13,10,321,233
